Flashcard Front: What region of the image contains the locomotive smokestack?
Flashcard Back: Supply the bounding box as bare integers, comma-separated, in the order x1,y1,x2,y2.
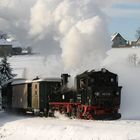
61,74,70,87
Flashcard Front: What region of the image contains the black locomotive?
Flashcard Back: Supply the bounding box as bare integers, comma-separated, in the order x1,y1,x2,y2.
2,68,122,120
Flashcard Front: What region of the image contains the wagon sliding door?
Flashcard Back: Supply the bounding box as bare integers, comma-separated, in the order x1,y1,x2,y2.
12,84,28,109
39,82,49,112
32,82,39,110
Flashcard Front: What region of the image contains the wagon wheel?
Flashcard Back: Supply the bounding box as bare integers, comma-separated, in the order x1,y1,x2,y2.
48,108,55,117
33,111,39,116
76,107,82,119
71,106,76,118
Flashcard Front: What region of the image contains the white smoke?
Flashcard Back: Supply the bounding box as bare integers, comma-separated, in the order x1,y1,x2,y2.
0,0,140,72
29,0,55,39
0,0,35,45
102,48,140,119
60,16,110,70
54,111,70,120
29,0,111,71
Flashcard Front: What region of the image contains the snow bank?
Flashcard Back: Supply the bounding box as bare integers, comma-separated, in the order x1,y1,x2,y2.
103,48,140,119
0,112,140,140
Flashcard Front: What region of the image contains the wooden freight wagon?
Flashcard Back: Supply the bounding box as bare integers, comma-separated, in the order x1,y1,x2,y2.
31,78,61,114
11,79,32,111
0,86,1,110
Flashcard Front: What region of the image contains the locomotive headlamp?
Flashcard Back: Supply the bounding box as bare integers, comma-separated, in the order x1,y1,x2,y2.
95,92,100,96
116,92,119,95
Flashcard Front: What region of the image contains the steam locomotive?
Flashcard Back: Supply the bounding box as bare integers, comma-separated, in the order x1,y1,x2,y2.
2,68,122,120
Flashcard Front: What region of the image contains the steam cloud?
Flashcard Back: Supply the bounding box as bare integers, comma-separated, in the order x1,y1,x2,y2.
29,0,111,71
0,0,140,72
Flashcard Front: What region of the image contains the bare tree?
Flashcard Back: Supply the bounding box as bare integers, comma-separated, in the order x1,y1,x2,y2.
128,53,140,67
135,27,140,39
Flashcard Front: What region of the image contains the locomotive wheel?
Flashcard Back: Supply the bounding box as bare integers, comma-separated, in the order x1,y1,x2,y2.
44,111,48,117
112,113,121,120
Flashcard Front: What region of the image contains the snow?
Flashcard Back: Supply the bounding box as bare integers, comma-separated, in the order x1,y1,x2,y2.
10,40,22,48
0,112,140,140
102,48,140,119
111,32,118,41
32,78,61,82
0,38,22,48
11,79,31,85
0,39,12,46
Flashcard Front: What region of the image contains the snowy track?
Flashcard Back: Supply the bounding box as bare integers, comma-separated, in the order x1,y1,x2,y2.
0,112,140,140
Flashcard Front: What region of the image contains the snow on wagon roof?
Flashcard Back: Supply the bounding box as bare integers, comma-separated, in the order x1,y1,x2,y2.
32,78,61,83
11,78,32,85
10,78,61,85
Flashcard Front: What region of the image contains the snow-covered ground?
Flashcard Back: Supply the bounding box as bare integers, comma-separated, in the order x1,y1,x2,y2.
0,112,140,140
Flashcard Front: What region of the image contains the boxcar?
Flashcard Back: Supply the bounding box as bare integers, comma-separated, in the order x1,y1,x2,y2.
1,78,29,111
31,78,61,114
0,86,2,110
11,79,32,112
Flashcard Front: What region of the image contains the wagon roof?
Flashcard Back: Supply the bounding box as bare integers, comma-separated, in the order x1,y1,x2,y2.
11,79,32,85
32,78,61,82
1,78,27,87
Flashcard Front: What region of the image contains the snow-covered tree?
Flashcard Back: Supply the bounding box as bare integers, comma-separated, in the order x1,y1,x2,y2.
0,56,16,86
0,31,8,40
